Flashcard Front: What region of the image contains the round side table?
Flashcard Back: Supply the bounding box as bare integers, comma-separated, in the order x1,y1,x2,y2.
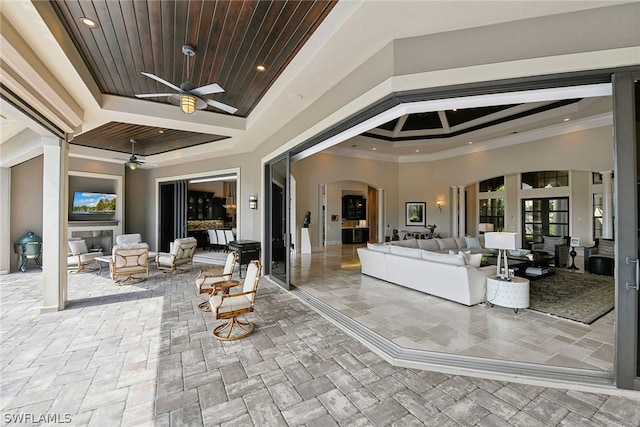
486,275,530,313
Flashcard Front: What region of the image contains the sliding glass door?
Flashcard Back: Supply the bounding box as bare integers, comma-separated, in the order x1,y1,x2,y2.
612,71,639,389
265,155,290,289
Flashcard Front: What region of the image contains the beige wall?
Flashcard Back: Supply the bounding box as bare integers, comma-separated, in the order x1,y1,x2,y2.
10,156,43,273
289,125,614,247
292,152,400,248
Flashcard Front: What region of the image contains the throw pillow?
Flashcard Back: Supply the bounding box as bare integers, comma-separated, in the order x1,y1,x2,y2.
454,237,466,249
464,236,482,249
68,239,88,255
459,251,482,267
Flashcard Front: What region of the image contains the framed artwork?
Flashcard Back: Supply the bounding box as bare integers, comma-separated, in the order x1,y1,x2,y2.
405,202,426,226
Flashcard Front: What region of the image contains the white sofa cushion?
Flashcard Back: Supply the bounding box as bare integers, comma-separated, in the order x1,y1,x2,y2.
390,246,422,258
417,239,440,252
454,237,466,249
367,243,390,253
421,250,465,266
68,239,88,255
436,238,458,251
390,239,419,248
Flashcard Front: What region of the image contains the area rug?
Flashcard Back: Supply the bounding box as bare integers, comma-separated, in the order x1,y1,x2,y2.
528,270,614,324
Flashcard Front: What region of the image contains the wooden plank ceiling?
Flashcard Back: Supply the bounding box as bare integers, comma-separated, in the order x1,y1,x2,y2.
71,122,228,156
49,0,337,155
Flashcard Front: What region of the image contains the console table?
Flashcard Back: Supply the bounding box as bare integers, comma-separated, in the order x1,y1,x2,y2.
486,275,530,313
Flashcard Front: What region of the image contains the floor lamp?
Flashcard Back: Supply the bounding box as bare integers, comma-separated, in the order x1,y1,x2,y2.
484,232,518,280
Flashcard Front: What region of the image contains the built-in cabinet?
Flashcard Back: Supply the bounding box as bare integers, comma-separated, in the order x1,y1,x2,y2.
342,228,369,244
342,195,366,220
187,191,225,220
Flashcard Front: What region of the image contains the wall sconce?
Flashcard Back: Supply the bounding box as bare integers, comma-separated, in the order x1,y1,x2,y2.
436,201,442,212
249,195,258,210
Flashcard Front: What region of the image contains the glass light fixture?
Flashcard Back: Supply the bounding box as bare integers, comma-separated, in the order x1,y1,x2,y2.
128,162,137,171
180,94,197,115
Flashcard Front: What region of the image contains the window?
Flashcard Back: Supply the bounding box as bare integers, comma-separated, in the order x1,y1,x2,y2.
593,194,603,239
521,171,569,189
479,198,504,232
522,197,569,246
592,171,614,184
479,176,504,192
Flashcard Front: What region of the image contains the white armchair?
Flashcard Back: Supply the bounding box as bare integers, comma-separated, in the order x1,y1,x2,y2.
67,239,103,272
110,242,149,284
210,260,261,341
195,251,237,311
156,237,197,273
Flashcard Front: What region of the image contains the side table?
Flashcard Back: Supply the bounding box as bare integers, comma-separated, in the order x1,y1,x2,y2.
486,275,530,313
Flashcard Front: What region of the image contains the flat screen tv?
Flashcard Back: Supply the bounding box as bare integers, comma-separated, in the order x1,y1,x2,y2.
72,191,116,215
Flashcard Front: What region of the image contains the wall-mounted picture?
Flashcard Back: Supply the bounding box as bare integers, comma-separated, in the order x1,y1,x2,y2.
405,202,426,226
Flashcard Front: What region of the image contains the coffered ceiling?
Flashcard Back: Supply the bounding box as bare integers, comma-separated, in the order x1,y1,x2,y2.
50,0,337,118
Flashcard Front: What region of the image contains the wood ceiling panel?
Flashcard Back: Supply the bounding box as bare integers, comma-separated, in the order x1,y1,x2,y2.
50,0,338,118
71,122,228,156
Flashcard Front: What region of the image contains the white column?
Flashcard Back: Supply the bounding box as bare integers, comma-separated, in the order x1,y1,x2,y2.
0,168,10,274
450,186,458,238
601,170,613,239
41,139,68,312
458,185,466,237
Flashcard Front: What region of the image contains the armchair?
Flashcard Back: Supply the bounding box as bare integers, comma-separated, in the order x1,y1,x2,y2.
530,235,569,267
156,237,197,273
209,260,261,341
584,238,615,276
110,243,149,284
67,239,103,272
195,251,237,311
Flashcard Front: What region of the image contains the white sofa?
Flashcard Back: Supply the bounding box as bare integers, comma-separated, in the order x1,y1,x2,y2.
357,243,495,306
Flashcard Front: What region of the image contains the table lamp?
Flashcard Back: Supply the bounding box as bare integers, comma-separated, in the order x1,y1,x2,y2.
484,232,518,280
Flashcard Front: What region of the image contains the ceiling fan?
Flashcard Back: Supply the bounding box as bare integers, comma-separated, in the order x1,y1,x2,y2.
125,139,157,170
135,44,238,115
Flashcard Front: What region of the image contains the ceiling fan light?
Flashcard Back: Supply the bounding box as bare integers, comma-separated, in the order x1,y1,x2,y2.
128,162,137,170
180,94,197,115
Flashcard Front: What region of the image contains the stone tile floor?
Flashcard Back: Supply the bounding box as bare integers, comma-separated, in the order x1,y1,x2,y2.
1,264,640,426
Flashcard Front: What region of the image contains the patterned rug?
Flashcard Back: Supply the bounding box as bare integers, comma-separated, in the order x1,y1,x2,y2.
528,270,615,324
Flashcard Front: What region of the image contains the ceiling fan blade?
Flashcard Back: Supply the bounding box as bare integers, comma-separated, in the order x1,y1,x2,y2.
191,83,224,96
135,93,175,98
141,72,182,92
205,98,238,114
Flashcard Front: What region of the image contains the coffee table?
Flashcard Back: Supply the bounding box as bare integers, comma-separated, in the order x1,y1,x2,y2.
483,252,555,280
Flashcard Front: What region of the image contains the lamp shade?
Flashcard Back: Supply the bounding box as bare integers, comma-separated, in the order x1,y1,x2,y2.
484,232,517,250
180,94,197,114
478,223,494,233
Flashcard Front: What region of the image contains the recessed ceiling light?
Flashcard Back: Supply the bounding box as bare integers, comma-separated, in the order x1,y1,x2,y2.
415,149,419,153
452,108,458,112
563,118,570,122
372,147,376,151
79,17,98,28
468,141,473,145
287,93,303,102
256,65,266,72
158,130,164,133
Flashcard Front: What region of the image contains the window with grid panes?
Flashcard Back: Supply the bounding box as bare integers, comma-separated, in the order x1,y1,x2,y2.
522,197,569,247
521,171,569,189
